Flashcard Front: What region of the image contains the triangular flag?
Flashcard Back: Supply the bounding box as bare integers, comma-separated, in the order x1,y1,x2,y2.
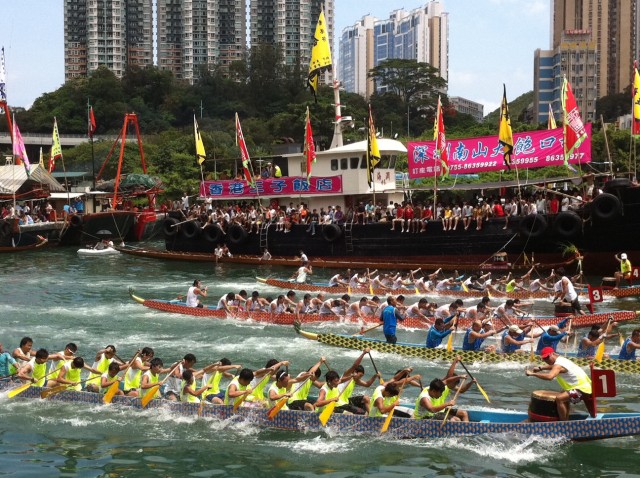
632,61,640,138
498,84,513,171
194,115,206,165
304,107,316,183
307,11,332,101
236,113,255,187
12,118,30,175
49,118,62,173
433,95,448,177
561,76,587,166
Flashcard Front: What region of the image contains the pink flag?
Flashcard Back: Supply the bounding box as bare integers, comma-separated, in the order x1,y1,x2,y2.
12,119,30,174
304,107,316,182
433,95,448,176
561,77,587,166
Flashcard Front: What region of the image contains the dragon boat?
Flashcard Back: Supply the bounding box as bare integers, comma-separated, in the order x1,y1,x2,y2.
2,381,640,441
292,322,640,375
128,289,636,330
257,277,640,300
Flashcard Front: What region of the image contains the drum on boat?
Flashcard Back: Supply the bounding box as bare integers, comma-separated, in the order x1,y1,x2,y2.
528,390,560,422
601,277,617,288
554,304,573,317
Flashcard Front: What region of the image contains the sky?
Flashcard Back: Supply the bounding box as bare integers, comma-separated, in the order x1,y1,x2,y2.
2,0,550,115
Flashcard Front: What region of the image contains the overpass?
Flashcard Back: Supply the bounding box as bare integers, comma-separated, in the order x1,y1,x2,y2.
0,133,125,147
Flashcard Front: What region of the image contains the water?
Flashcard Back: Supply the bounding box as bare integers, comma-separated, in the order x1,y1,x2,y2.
1,245,640,477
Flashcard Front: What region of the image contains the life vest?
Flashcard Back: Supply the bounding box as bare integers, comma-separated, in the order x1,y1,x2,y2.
554,356,592,394
99,372,118,394
88,353,112,388
414,386,450,419
316,384,340,414
336,378,356,406
246,374,271,403
180,380,200,403
267,382,288,410
369,385,396,418
224,377,249,406
30,358,47,387
288,377,312,403
63,363,82,391
139,371,160,401
124,359,144,390
202,371,223,399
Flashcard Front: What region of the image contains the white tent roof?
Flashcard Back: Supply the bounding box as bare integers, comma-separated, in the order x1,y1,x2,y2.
0,164,67,194
318,138,407,156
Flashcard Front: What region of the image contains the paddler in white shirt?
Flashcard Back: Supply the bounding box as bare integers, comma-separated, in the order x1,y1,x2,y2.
122,347,155,397
16,348,49,386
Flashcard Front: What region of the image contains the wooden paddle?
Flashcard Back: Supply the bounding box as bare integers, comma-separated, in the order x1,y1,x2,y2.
381,381,407,434
104,351,140,404
368,352,384,384
353,323,382,336
440,378,466,428
458,360,490,403
8,367,61,399
141,361,182,408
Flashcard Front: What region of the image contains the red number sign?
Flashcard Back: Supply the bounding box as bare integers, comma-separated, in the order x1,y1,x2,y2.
588,286,604,303
632,267,640,280
592,369,616,397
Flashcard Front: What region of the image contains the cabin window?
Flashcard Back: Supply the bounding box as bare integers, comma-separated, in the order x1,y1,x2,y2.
340,158,348,170
350,157,359,169
330,159,338,171
360,156,368,168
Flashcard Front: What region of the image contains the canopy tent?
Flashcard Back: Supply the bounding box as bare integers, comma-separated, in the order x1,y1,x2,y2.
0,164,66,194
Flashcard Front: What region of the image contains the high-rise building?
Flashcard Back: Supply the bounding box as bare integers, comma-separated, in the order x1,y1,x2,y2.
157,0,246,83
64,0,153,81
551,0,636,98
250,0,334,75
449,97,484,122
533,31,598,125
338,2,449,98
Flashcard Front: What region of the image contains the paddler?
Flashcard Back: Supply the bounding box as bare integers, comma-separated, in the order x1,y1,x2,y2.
122,347,155,397
244,359,289,406
0,342,19,379
413,357,474,422
266,369,315,411
618,329,640,360
501,324,535,354
85,345,125,393
525,347,593,421
186,279,207,308
100,362,125,397
224,368,255,407
369,372,421,418
16,348,49,386
425,315,457,349
165,353,198,401
333,348,378,415
12,337,35,365
614,252,633,289
201,359,242,404
534,320,571,354
180,369,211,403
287,357,326,411
50,357,99,391
139,357,171,403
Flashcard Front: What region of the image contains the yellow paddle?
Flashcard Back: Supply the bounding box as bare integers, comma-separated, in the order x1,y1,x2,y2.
141,361,182,408
381,381,407,434
446,316,458,352
8,367,61,399
267,375,310,420
440,378,466,428
318,400,337,426
458,360,490,404
104,351,140,404
40,372,106,399
595,318,612,363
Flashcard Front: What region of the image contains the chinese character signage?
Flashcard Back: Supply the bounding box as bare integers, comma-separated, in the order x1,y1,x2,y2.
200,176,343,198
407,125,591,178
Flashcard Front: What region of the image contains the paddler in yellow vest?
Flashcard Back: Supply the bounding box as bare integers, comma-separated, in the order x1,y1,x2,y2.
46,343,79,381
100,362,125,397
314,370,342,414
334,348,380,415
369,372,422,418
614,252,633,288
180,369,211,403
201,358,242,404
287,357,326,411
123,347,155,397
414,357,474,422
525,347,593,421
139,357,172,403
51,357,98,391
267,368,315,411
86,345,125,393
16,348,49,386
245,359,289,406
224,368,255,407
165,353,199,401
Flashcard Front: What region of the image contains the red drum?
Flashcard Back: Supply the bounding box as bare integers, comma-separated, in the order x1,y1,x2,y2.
528,390,560,422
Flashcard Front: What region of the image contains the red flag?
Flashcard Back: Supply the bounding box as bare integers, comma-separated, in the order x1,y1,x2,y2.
304,107,316,182
235,113,255,187
433,95,448,176
561,77,587,166
89,106,96,138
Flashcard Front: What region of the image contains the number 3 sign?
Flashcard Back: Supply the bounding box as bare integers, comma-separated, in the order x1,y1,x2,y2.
588,286,604,303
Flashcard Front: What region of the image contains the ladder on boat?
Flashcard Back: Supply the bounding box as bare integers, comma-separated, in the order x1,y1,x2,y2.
259,221,269,251
344,219,354,253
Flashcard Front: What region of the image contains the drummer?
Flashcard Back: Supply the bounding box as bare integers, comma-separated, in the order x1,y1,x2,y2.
525,347,592,421
614,253,632,289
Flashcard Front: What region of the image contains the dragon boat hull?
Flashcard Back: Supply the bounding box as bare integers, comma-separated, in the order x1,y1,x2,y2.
129,290,636,329
293,326,640,375
2,382,640,441
257,277,640,300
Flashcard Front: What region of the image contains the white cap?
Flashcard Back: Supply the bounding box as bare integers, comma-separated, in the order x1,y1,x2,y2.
509,324,523,334
621,253,628,260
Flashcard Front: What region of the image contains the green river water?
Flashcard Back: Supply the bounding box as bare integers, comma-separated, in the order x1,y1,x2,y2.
1,245,640,477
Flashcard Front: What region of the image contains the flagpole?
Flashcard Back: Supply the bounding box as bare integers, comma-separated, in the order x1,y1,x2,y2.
11,113,15,212
88,99,96,212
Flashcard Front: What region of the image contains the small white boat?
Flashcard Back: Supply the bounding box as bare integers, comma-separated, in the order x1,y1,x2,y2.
77,244,121,256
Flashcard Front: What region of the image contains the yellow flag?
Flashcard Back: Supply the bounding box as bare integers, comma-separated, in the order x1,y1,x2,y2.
194,115,206,165
367,104,380,188
498,84,513,170
547,103,557,130
307,11,332,101
633,62,640,138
